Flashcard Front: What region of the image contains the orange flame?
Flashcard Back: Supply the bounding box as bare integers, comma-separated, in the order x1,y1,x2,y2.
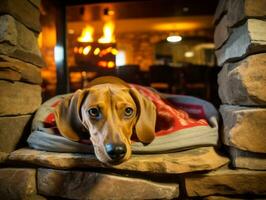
98,22,115,43
77,25,94,42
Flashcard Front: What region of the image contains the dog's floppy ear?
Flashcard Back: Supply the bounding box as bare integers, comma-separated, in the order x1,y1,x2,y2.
130,88,156,144
54,89,89,141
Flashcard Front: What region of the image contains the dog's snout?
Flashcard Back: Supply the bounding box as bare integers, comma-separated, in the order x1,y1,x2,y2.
105,143,127,161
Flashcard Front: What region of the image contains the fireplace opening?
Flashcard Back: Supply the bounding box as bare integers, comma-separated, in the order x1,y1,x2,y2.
38,0,220,107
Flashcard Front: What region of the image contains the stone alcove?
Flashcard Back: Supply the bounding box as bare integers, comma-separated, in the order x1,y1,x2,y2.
0,0,266,199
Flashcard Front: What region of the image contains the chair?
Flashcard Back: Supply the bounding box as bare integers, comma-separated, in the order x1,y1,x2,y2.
116,65,143,84
182,65,210,99
149,65,174,93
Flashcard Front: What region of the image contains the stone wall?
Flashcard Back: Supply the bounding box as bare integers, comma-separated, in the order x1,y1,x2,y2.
214,0,266,184
0,0,44,157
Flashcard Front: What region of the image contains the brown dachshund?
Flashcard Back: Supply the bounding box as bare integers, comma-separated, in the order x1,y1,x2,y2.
54,76,156,164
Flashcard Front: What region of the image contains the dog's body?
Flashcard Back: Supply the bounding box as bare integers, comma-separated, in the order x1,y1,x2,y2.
54,77,156,164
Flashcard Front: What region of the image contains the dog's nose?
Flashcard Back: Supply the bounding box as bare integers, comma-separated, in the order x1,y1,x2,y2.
105,143,127,161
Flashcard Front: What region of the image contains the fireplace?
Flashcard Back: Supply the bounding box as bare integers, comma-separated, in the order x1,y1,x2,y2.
40,0,221,105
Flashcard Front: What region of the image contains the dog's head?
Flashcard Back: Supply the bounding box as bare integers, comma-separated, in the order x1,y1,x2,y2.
54,76,156,164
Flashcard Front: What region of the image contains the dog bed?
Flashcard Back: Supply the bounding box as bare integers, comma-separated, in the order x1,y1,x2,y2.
27,85,219,154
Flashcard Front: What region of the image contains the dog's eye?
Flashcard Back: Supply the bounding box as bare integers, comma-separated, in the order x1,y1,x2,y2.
124,107,134,117
87,107,101,119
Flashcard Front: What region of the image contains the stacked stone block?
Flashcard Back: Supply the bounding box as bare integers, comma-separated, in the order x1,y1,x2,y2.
201,1,266,197
214,0,266,169
0,0,44,159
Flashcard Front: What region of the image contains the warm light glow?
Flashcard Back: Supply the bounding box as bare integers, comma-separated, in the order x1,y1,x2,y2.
184,51,194,58
167,35,182,43
153,22,201,31
68,29,75,34
54,46,64,63
107,10,115,16
78,47,83,54
98,21,115,43
94,48,100,55
116,51,126,66
111,48,118,55
82,46,92,55
77,25,94,42
74,47,79,53
107,61,115,68
97,61,115,68
98,61,107,68
37,32,43,48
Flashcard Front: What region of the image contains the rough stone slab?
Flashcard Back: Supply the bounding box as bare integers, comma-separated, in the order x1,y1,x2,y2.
185,168,266,197
27,0,41,8
0,0,41,32
215,19,266,66
218,53,266,105
0,15,45,67
0,151,8,163
213,0,228,25
229,147,266,170
0,68,21,81
214,14,231,49
0,115,31,153
8,147,229,174
0,168,37,199
214,0,266,26
204,196,265,200
215,0,266,49
220,105,266,154
0,55,42,84
38,168,179,200
0,80,41,116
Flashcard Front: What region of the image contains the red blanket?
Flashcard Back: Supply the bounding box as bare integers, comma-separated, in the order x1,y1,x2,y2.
43,85,209,140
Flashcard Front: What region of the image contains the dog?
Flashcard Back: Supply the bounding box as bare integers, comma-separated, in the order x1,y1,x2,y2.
54,76,157,164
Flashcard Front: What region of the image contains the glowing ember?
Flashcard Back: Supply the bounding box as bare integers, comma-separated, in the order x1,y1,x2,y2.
94,47,101,55
98,21,115,43
77,25,94,42
97,61,115,68
78,47,83,54
83,46,92,55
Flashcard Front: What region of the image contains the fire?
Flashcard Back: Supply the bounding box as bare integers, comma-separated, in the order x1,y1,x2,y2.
82,46,92,55
77,25,94,42
98,61,115,68
98,21,115,43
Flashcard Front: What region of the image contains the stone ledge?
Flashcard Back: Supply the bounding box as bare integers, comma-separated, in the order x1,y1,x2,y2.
218,53,266,106
204,196,266,200
8,147,229,174
220,105,266,153
215,19,266,66
229,147,266,170
0,168,38,199
38,168,179,200
185,168,266,197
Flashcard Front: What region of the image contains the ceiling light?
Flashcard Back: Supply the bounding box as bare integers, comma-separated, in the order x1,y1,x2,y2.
166,35,182,43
